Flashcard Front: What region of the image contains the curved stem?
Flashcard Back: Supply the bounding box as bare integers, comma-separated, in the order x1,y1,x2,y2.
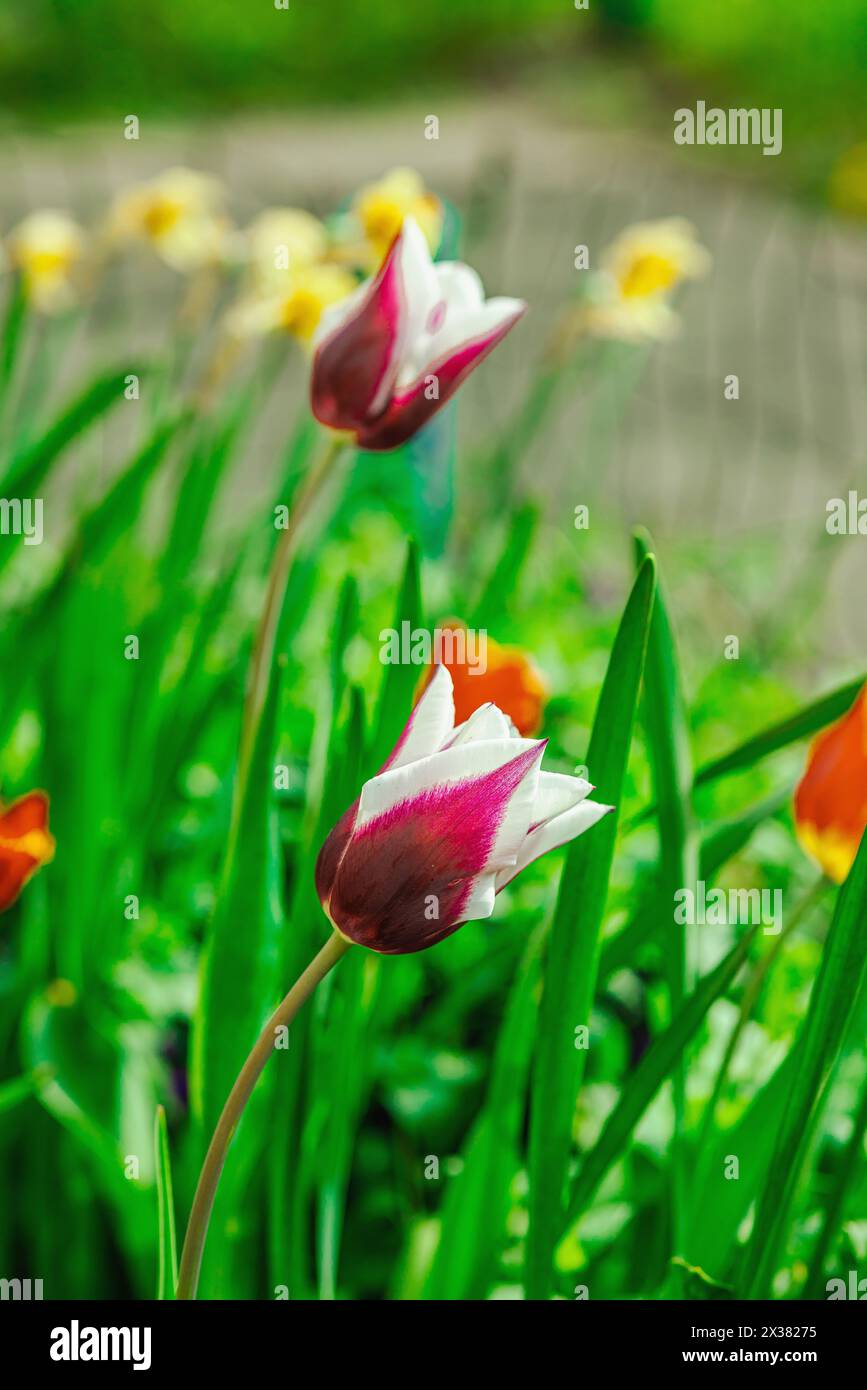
237,433,347,792
176,930,352,1300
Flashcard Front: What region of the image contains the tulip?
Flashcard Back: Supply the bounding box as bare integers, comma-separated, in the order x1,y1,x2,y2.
315,665,610,954
0,791,55,912
177,663,607,1297
310,215,526,451
418,619,547,736
795,685,867,883
6,212,87,314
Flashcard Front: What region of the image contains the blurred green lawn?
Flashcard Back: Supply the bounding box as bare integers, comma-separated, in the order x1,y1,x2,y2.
1,0,864,155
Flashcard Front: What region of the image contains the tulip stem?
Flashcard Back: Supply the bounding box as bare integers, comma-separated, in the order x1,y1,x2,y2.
238,432,347,792
176,929,352,1300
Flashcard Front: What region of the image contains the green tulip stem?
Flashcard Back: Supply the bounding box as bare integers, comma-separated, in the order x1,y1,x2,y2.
176,930,352,1300
238,432,347,793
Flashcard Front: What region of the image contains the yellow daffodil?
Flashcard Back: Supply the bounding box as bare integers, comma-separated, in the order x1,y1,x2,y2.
228,207,356,346
243,207,330,289
6,211,87,313
106,167,232,272
336,167,443,270
228,262,357,346
583,217,711,343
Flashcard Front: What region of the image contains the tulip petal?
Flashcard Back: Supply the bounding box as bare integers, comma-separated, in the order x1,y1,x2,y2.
794,686,867,883
456,872,497,923
383,663,455,772
356,737,546,879
531,771,594,828
395,216,444,348
356,299,526,452
445,701,514,747
316,666,456,907
310,229,406,432
358,737,541,842
0,790,50,837
396,296,526,389
495,798,614,891
435,262,486,314
0,847,45,912
0,791,54,913
314,799,359,909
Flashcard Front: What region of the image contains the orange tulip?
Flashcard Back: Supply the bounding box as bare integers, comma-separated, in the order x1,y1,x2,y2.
0,791,55,912
794,687,867,883
420,621,548,737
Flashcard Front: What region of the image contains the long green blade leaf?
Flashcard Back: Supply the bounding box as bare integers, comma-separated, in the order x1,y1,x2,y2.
741,827,867,1297
524,553,656,1299
562,927,757,1237
695,676,865,788
2,366,142,496
624,674,864,833
368,539,423,772
633,527,697,1253
425,925,545,1300
806,1060,867,1297
154,1105,178,1300
191,661,285,1135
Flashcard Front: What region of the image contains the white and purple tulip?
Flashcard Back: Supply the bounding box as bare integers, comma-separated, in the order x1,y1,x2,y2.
315,666,612,954
310,216,526,452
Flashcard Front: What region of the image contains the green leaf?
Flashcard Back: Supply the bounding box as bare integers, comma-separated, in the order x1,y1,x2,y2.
311,688,374,1300
469,503,538,630
624,674,864,834
9,412,186,643
699,788,791,879
268,612,367,1302
741,827,867,1297
684,1054,794,1280
425,925,544,1300
669,1257,734,1300
598,792,788,986
0,272,27,411
81,411,189,566
694,675,865,789
190,660,286,1135
2,366,142,498
368,539,423,773
330,575,360,700
633,526,697,1252
806,1060,867,1297
154,1105,178,1300
0,1070,40,1116
561,927,757,1239
524,553,656,1299
598,894,656,982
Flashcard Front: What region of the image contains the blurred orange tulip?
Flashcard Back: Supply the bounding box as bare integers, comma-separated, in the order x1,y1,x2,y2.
794,687,867,883
420,620,548,737
0,791,55,912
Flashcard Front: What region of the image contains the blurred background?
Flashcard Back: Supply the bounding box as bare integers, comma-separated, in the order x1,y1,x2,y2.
0,0,865,658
